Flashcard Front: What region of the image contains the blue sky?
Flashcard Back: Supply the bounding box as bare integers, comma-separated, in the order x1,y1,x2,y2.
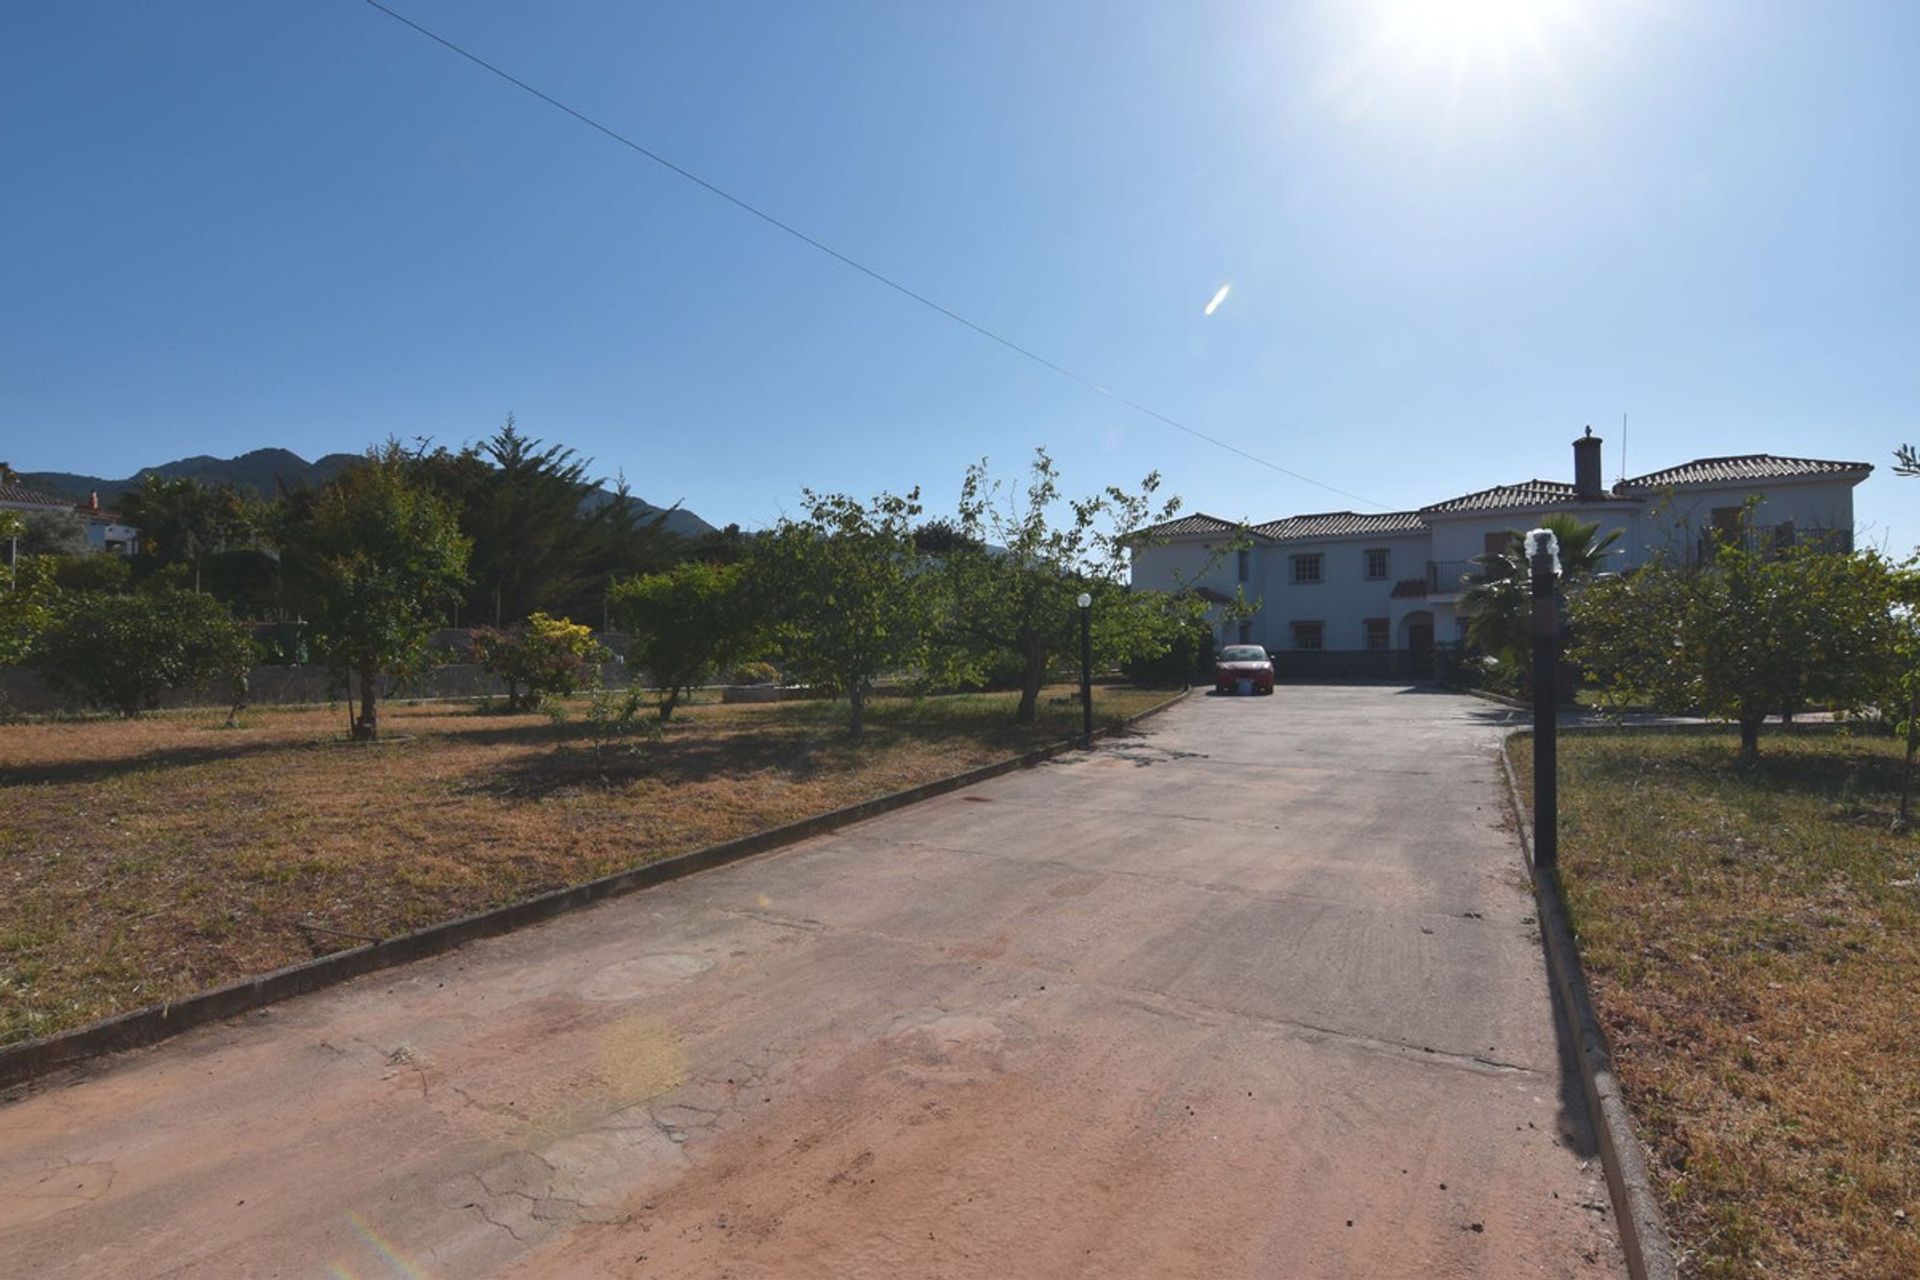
3,1,1914,551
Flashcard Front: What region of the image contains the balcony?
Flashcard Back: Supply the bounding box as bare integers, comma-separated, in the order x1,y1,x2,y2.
1679,524,1849,567
1425,559,1486,597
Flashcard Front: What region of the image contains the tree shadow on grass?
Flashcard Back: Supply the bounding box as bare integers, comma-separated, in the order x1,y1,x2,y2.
0,714,598,788
1570,723,1910,810
465,708,1126,802
462,728,844,799
0,695,1140,792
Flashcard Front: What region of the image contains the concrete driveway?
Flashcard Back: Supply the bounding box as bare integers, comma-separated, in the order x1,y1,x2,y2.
0,686,1621,1278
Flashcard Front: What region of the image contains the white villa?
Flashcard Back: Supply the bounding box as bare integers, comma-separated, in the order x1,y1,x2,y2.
1127,429,1871,678
0,481,141,556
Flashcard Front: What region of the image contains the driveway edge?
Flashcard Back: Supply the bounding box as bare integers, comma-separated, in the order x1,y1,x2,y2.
1499,736,1678,1280
1,688,1191,1092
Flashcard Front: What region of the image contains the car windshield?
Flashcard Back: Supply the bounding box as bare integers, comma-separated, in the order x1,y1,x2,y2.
1220,646,1267,662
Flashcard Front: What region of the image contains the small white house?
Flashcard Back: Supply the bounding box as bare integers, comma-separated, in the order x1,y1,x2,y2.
0,483,140,556
1128,430,1870,678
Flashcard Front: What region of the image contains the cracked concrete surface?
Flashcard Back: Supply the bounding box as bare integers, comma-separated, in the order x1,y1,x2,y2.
0,686,1621,1277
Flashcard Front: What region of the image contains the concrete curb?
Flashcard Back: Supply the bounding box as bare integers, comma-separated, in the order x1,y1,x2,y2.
0,688,1192,1092
1458,686,1531,711
1498,736,1679,1280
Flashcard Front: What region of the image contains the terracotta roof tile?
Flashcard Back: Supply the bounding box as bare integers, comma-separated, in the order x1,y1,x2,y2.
1617,454,1873,489
1134,512,1241,539
1390,577,1430,599
0,482,75,508
1420,480,1635,515
1251,510,1427,540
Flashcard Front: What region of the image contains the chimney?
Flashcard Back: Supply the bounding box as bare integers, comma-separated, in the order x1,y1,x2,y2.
1573,426,1602,499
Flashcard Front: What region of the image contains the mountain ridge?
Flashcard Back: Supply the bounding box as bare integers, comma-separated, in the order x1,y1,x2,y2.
19,448,717,538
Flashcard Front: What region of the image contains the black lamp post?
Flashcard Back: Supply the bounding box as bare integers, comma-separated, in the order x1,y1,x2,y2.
1527,528,1560,870
1077,591,1093,748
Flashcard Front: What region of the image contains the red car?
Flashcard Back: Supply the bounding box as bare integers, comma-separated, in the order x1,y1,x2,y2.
1214,644,1275,695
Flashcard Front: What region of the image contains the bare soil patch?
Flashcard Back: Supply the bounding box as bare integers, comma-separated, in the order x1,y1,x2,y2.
1515,727,1919,1278
0,686,1168,1046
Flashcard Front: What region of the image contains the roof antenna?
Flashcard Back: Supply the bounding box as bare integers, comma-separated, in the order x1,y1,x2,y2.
1618,412,1628,484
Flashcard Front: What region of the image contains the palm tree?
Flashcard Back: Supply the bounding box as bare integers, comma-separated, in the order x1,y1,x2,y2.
1461,513,1622,677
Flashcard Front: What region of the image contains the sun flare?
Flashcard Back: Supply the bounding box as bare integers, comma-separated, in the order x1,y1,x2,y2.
1377,0,1574,61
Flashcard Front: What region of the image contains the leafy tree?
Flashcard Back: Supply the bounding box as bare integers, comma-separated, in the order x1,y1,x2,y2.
49,553,131,594
1572,539,1898,757
1115,590,1217,687
469,612,608,712
18,510,90,557
199,547,280,616
0,555,58,666
609,561,753,721
910,519,984,556
278,445,470,741
683,522,756,566
1883,566,1920,829
1461,513,1622,673
406,423,681,627
576,477,683,619
118,474,256,589
939,449,1180,722
1895,443,1918,478
32,589,255,717
752,487,925,737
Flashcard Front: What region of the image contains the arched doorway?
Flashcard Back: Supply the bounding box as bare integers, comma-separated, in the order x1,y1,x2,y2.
1399,610,1435,677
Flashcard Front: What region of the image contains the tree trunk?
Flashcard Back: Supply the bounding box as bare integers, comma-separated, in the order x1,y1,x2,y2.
849,678,866,739
1901,691,1919,830
225,670,248,729
658,686,680,722
1738,715,1762,759
1015,649,1046,724
353,661,379,741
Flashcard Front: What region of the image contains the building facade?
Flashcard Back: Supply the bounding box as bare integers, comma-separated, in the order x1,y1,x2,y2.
1127,431,1870,678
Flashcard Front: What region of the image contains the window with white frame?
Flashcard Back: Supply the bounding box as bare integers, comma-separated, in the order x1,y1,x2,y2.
1291,554,1323,585
1291,620,1324,650
1364,548,1389,580
1364,617,1390,651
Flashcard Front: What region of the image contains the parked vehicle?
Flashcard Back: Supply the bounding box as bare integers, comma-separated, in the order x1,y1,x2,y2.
1213,644,1274,696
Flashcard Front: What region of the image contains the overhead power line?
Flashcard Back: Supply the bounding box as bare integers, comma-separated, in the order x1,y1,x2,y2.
358,0,1390,511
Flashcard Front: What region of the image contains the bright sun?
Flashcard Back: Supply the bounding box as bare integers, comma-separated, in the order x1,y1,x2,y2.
1380,0,1572,60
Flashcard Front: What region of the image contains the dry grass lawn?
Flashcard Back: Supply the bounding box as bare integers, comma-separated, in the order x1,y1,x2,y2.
1514,727,1919,1279
0,684,1172,1047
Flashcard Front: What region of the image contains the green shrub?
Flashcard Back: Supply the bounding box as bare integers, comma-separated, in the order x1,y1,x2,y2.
0,556,59,666
48,554,131,594
610,561,754,721
469,612,608,711
583,683,663,754
726,660,781,686
32,589,256,716
1123,616,1214,688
